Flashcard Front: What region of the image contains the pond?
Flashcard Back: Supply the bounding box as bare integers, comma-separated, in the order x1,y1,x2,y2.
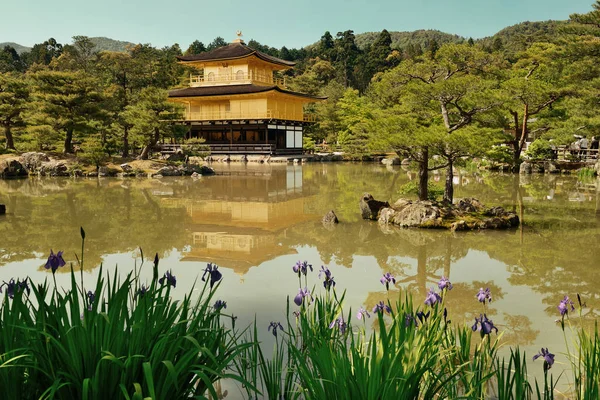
1,163,599,394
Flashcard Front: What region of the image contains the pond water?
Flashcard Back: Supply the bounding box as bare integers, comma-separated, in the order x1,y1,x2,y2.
1,163,599,394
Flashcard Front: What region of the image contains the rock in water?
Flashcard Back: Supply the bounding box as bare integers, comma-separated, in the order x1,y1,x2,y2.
359,193,390,220
0,159,28,178
519,162,533,175
0,204,5,215
322,210,339,224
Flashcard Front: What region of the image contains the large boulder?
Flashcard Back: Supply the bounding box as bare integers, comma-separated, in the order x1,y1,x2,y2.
456,198,485,213
380,201,442,227
180,164,215,176
376,197,520,231
381,157,400,166
359,193,390,220
154,166,182,177
0,159,28,178
39,161,69,177
519,162,533,175
544,161,559,174
19,152,49,172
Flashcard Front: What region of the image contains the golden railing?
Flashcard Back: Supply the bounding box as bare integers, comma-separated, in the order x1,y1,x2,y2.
184,110,316,122
190,73,286,88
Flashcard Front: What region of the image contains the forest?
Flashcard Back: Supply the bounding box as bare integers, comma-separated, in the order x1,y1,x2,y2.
1,2,600,201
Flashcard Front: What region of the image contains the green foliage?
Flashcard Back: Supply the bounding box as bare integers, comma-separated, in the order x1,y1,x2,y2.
180,137,211,158
525,139,554,160
486,145,515,165
0,237,249,399
80,136,108,168
398,180,445,200
0,72,30,149
577,167,597,181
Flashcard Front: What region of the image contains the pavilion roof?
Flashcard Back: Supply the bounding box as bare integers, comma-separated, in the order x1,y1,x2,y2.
177,42,296,67
168,84,327,100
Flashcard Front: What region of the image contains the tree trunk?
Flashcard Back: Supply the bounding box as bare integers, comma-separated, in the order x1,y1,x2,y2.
418,147,429,201
443,158,454,204
63,128,73,154
122,126,129,158
511,110,521,172
139,143,151,160
139,128,161,160
4,125,15,150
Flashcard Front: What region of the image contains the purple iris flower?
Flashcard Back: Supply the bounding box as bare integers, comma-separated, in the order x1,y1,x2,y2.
424,288,442,306
137,284,149,298
0,278,30,299
86,290,95,311
159,270,177,288
318,266,336,291
405,313,417,327
557,296,575,316
293,260,313,277
268,321,284,338
357,306,371,320
476,288,492,304
213,300,227,311
44,250,66,274
202,263,222,289
438,276,453,291
372,301,392,314
294,287,312,306
380,272,396,291
329,317,347,334
533,348,555,372
416,310,430,324
471,314,498,336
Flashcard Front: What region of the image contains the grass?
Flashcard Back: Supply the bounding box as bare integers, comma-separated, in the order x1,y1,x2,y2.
0,230,252,399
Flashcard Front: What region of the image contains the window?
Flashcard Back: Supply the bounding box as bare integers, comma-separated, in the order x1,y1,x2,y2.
236,70,244,80
207,72,215,81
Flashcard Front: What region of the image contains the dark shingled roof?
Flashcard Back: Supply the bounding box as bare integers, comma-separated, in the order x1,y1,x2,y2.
177,43,296,67
168,84,326,100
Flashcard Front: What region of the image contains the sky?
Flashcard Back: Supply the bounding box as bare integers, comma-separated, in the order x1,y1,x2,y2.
0,0,596,50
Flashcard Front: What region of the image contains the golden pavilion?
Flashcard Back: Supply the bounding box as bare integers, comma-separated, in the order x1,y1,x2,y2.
168,32,325,155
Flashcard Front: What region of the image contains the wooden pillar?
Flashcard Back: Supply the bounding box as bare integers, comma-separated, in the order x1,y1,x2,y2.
229,124,233,150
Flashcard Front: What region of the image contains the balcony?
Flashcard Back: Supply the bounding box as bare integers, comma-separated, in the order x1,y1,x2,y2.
190,73,286,88
183,110,316,122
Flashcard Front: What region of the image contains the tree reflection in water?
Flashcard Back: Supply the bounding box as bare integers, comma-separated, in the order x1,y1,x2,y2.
0,164,598,350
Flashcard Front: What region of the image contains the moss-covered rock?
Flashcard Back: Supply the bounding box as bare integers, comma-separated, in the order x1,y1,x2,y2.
362,195,519,231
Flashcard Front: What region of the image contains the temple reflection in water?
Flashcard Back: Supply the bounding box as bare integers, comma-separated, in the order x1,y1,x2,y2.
163,164,318,274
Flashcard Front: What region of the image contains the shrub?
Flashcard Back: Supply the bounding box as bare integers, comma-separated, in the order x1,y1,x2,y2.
398,181,445,201
525,139,554,161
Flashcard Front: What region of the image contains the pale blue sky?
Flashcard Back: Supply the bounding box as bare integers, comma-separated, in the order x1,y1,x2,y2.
1,0,595,49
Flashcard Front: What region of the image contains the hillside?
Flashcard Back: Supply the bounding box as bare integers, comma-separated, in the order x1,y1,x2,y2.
88,37,135,52
0,42,31,54
0,37,135,55
478,20,567,53
355,29,465,50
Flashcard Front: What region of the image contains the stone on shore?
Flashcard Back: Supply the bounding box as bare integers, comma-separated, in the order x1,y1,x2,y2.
19,152,49,173
0,159,28,179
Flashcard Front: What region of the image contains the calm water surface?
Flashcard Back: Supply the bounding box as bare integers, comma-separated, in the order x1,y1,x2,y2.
1,163,599,392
